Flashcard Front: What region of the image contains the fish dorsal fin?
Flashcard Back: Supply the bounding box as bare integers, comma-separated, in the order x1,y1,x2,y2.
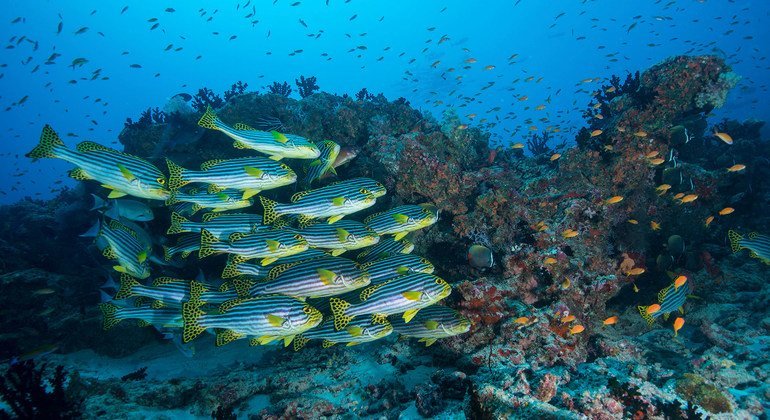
228,232,247,243
200,159,224,170
108,219,137,238
657,284,672,303
363,211,383,224
267,261,302,280
291,190,311,202
297,215,315,228
233,122,256,131
219,298,246,313
271,131,289,143
360,281,388,301
202,212,221,222
76,141,113,153
102,246,117,260
152,277,181,287
232,277,255,297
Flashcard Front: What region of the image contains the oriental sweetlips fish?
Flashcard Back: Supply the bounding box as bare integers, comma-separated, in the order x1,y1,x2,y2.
166,187,253,214
637,279,692,326
165,157,297,199
199,229,308,265
27,125,170,200
97,218,152,279
260,178,385,225
293,316,393,350
167,212,266,238
197,105,320,160
301,140,340,188
728,230,770,265
390,305,471,347
364,204,439,240
287,220,381,255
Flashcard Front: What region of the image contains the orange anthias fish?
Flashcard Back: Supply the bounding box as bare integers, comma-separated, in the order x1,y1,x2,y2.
569,325,585,335
561,229,579,238
673,275,687,290
714,131,733,145
625,267,645,276
680,194,698,204
605,195,624,205
561,314,576,323
590,129,603,137
718,207,735,216
603,316,618,326
543,257,557,265
645,304,661,315
514,316,529,325
650,221,661,231
550,153,561,161
673,317,685,337
727,164,745,172
511,142,525,149
704,215,714,227
648,157,665,166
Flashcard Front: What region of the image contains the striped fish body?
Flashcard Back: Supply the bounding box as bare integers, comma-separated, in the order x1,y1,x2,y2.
166,188,252,214
364,204,438,240
167,212,265,238
294,317,393,350
197,106,320,160
27,125,170,200
98,219,151,279
199,229,308,264
260,178,382,224
637,281,690,325
251,256,370,299
729,230,770,264
99,302,182,330
115,274,228,307
359,254,435,284
330,273,451,330
301,140,340,188
222,248,328,279
357,237,415,263
390,305,471,346
166,157,297,197
163,234,200,261
291,220,380,254
183,289,322,344
338,177,387,198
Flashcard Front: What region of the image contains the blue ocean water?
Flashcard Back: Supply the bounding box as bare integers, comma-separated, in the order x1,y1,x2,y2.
0,1,769,419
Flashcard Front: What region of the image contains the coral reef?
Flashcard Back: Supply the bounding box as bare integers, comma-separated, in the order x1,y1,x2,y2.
4,54,769,417
295,75,319,98
0,360,83,418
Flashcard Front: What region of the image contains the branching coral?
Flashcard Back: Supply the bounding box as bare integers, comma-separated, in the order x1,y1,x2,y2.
191,88,224,113
223,81,249,102
267,81,293,97
0,360,83,419
295,75,319,98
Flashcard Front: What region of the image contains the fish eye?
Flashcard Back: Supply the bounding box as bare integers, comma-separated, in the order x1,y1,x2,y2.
360,188,371,195
302,306,313,314
157,177,165,184
293,234,303,241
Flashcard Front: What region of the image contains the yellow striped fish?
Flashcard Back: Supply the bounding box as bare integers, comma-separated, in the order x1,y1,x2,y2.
729,230,770,265
293,316,393,350
199,229,308,266
97,219,151,279
197,106,320,160
301,140,340,188
165,188,252,214
390,305,471,346
364,204,438,240
26,125,169,200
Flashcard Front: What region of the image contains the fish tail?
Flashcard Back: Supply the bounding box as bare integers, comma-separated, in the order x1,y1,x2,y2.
167,212,189,235
221,254,242,278
165,158,189,191
26,125,65,159
162,245,173,262
293,335,310,352
197,105,220,130
330,297,353,331
727,230,744,253
181,281,207,343
98,302,122,330
198,229,219,259
260,196,279,225
89,193,108,211
636,305,655,326
114,273,141,300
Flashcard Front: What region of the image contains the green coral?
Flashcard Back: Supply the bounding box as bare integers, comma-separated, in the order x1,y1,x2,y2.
675,373,732,414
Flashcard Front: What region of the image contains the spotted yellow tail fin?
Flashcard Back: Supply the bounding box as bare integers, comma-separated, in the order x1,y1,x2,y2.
27,125,65,159
181,281,207,343
197,105,220,130
167,212,190,235
330,297,353,331
728,230,744,253
260,196,280,225
114,273,141,300
637,305,655,326
99,302,122,330
165,159,189,191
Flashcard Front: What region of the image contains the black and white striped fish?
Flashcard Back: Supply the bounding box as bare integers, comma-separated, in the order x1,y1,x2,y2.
329,273,451,330
182,281,322,345
27,125,170,200
199,229,308,265
357,237,415,263
729,230,770,265
301,140,340,188
289,220,380,255
162,233,200,260
222,248,328,279
97,218,152,279
165,156,296,199
99,302,182,330
248,256,370,299
364,204,438,240
637,280,692,326
293,316,392,350
359,254,435,284
260,178,385,225
197,106,320,160
167,212,266,238
165,187,252,214
390,305,471,346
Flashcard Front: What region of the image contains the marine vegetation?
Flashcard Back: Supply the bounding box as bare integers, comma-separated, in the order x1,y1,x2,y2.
0,360,83,419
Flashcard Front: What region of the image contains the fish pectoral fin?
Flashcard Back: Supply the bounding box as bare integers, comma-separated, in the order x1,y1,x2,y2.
268,155,283,161
330,249,345,257
107,190,128,199
283,335,295,347
423,338,437,347
242,189,260,200
117,163,137,182
402,308,420,323
424,321,439,330
327,215,344,224
261,257,278,266
112,265,128,273
266,314,285,327
346,326,363,337
244,166,264,177
401,291,423,301
393,232,408,241
317,269,336,285
137,251,147,263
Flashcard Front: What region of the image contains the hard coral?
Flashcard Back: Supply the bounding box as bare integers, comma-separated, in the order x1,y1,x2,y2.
0,360,83,419
295,75,319,98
